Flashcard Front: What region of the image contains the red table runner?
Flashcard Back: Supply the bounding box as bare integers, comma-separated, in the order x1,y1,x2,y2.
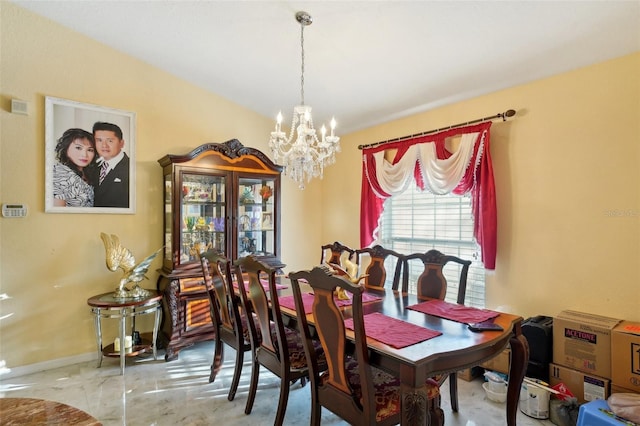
278,292,382,313
407,299,499,324
344,312,442,349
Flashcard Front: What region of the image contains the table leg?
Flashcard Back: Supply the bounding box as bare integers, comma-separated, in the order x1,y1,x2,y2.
119,308,126,375
152,304,161,360
93,309,103,368
400,383,427,425
506,322,530,426
400,381,444,425
131,312,136,343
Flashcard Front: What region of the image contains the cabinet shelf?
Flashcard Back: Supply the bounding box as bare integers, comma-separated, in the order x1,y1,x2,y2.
102,340,153,358
183,200,225,205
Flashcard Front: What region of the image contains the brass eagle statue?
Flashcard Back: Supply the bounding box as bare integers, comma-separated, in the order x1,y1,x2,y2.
326,259,368,300
100,232,163,299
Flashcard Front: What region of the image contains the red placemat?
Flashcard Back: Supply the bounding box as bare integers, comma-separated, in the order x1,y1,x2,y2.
233,278,287,292
278,292,382,313
336,292,382,307
407,299,499,324
344,312,442,349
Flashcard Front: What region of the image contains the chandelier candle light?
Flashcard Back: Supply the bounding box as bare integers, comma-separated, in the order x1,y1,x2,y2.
269,11,340,190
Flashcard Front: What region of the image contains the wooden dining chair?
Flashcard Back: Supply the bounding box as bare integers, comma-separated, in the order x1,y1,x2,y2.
234,254,322,426
355,245,404,291
320,241,355,266
402,249,472,412
199,250,253,401
289,265,441,425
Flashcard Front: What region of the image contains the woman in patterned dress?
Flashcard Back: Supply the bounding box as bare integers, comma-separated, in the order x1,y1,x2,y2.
53,128,98,207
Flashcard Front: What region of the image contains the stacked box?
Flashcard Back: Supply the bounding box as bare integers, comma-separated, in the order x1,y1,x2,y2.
611,384,639,394
549,363,610,403
552,310,621,378
611,321,640,394
457,366,482,382
480,347,510,375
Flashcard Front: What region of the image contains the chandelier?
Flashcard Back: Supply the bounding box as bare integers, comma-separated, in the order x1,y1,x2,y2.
269,11,340,190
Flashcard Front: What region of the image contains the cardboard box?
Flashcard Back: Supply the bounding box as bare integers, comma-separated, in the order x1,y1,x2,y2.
611,383,639,395
611,321,640,393
480,347,510,375
457,366,482,381
552,310,621,378
549,362,610,403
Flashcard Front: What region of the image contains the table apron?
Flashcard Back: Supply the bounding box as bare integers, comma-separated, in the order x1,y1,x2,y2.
369,333,511,386
91,304,160,319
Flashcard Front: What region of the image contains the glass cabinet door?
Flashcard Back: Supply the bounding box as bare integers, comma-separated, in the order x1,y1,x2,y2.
237,176,277,258
163,174,173,264
180,172,227,263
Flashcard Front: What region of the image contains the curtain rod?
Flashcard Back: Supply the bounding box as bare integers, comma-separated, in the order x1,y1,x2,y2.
357,109,516,150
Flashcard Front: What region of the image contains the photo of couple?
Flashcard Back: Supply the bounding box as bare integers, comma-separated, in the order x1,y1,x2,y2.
45,97,135,214
53,122,129,208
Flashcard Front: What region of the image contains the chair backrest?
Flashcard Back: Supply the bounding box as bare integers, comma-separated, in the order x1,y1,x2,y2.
320,241,355,266
403,249,471,303
200,250,238,335
289,266,380,425
355,245,404,291
234,254,287,368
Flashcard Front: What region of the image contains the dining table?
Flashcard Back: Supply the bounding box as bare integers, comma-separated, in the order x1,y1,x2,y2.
275,285,530,426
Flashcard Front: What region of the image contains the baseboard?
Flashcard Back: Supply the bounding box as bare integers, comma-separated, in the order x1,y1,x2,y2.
0,352,96,380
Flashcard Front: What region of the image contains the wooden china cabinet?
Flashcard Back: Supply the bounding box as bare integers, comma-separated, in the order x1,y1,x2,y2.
157,139,281,361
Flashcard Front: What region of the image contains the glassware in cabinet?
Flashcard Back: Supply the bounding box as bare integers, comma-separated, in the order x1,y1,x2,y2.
237,177,277,258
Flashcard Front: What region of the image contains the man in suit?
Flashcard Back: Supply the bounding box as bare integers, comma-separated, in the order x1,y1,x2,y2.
93,122,130,208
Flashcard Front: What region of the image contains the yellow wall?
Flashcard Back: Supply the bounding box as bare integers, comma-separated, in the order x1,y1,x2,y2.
0,3,323,370
323,52,640,322
1,3,639,371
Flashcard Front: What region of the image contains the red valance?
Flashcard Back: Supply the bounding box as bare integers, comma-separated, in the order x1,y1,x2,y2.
360,121,497,269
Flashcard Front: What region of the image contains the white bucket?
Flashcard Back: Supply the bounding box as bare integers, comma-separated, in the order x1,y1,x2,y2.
520,379,550,419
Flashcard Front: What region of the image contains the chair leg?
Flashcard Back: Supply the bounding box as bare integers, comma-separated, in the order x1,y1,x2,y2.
227,347,244,401
310,381,321,426
428,394,445,426
274,374,291,426
448,373,458,412
209,336,224,383
244,356,260,415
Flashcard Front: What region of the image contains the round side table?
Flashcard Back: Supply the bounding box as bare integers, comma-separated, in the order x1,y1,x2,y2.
0,398,101,425
87,291,162,375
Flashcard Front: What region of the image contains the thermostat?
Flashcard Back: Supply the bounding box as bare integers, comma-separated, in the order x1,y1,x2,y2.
2,204,28,218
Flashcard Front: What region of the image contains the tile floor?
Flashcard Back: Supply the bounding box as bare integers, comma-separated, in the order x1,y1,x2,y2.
0,342,555,425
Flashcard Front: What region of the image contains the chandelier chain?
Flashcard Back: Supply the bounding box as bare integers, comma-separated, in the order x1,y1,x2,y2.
300,24,305,105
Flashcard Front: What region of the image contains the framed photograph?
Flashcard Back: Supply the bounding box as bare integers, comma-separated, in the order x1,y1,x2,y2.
261,212,273,230
45,96,136,213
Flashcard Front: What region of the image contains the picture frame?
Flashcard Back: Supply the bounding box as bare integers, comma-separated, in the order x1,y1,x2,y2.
45,96,136,214
261,212,273,230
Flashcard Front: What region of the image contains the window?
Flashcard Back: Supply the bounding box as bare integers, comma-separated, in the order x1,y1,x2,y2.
377,183,486,308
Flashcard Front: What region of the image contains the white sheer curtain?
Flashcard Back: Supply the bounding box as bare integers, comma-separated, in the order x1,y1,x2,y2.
371,132,478,196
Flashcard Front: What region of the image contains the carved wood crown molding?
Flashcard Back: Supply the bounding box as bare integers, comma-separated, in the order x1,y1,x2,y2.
158,139,283,172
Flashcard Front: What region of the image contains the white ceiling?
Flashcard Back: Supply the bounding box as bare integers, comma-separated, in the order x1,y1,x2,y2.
10,1,640,134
